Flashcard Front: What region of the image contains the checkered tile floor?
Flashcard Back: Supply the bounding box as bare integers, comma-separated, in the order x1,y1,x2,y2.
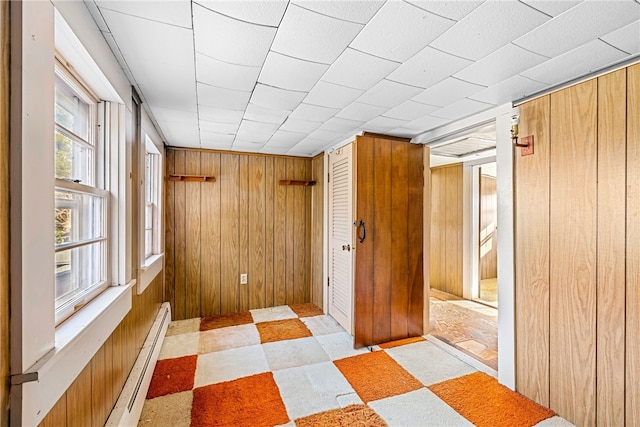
138,304,573,427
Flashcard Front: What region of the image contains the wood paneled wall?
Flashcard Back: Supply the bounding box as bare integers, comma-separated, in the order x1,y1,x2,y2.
479,174,497,280
165,149,314,320
514,63,640,426
0,2,9,425
39,273,163,427
429,164,463,296
310,154,324,309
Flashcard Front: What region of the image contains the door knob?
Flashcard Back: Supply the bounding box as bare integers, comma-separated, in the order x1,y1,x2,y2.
342,244,351,251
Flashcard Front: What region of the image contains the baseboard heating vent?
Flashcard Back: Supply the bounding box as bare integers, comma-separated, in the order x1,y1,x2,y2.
106,302,171,426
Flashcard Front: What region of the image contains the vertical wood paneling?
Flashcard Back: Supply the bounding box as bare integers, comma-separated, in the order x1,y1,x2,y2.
239,155,249,312
185,151,201,319
173,150,186,319
200,152,221,316
311,154,324,308
627,62,640,426
164,150,176,318
304,160,312,303
293,158,307,304
429,166,441,290
596,69,627,427
91,344,107,427
285,159,296,304
220,154,240,314
514,95,551,407
406,143,424,337
103,335,114,414
549,80,597,426
39,395,66,427
249,156,266,309
0,2,9,424
274,158,287,306
67,363,92,427
391,141,409,340
265,158,275,308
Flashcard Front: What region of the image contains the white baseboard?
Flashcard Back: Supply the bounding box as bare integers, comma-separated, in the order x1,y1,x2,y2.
106,302,171,427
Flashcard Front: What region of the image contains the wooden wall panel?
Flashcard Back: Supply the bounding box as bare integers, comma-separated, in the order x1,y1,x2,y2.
0,2,9,425
173,150,186,318
627,62,640,426
164,150,176,318
165,150,315,319
391,142,409,340
406,143,424,337
429,164,463,297
596,69,627,426
200,152,221,316
549,80,597,426
514,95,551,407
310,154,324,308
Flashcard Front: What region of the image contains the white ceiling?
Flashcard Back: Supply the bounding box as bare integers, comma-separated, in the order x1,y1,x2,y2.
87,0,640,156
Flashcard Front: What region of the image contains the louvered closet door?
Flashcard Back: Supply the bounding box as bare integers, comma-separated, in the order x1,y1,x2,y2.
328,144,354,334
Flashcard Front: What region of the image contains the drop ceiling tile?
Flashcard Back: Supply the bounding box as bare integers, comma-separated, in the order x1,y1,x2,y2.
195,53,260,92
233,140,265,151
194,0,288,26
261,146,291,155
363,116,409,133
289,139,328,155
387,46,472,89
336,102,388,122
289,103,339,122
307,129,344,142
150,107,198,124
198,106,244,124
405,1,483,21
280,117,323,133
271,4,363,64
258,52,329,92
453,44,548,87
430,1,549,61
319,117,365,133
86,2,110,32
160,122,201,147
431,98,495,121
469,75,548,105
201,139,234,150
244,103,290,125
412,78,486,107
304,81,364,109
193,3,276,66
322,48,400,91
100,9,197,113
601,20,640,55
388,127,420,138
97,0,192,28
521,0,583,17
350,1,455,62
357,80,423,108
292,0,385,24
383,100,439,121
200,132,236,145
199,120,239,135
268,130,307,147
197,83,251,110
520,39,628,85
513,1,640,58
234,132,274,145
251,84,307,111
237,119,280,136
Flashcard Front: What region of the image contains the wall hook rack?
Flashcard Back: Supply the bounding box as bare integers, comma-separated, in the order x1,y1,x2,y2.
169,174,216,182
278,180,316,186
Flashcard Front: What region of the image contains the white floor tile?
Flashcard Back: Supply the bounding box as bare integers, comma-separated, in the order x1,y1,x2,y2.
263,337,330,371
369,388,473,426
385,341,476,386
273,361,356,419
166,318,201,336
315,332,371,360
194,344,269,387
336,392,363,407
301,315,345,336
251,305,297,323
198,324,260,354
159,332,200,360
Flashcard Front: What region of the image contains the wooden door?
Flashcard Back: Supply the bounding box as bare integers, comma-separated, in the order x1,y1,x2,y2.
354,135,424,347
328,144,354,333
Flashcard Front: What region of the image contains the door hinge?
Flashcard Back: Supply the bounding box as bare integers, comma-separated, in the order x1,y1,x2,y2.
327,172,330,183
327,277,330,287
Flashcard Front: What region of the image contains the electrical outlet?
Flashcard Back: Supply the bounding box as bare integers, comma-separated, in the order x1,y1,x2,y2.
240,273,247,285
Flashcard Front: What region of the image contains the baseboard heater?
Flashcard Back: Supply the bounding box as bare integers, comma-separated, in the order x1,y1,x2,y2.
106,302,171,427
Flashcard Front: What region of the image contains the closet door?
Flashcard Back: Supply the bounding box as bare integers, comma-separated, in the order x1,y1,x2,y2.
354,135,424,347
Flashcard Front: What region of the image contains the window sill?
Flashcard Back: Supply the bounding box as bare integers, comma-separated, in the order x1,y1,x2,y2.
21,282,133,427
138,253,163,295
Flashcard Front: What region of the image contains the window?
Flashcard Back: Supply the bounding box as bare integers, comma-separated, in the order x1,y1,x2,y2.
143,135,161,260
54,65,109,324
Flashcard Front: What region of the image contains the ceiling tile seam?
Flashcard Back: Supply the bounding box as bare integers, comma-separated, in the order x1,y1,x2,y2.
255,82,307,95
400,0,460,23
264,49,333,66
192,1,279,29
289,2,373,26
514,73,549,86
509,41,552,60
515,0,554,19
421,44,477,63
195,50,262,70
346,47,403,65
196,80,253,94
90,1,112,33
97,5,194,30
190,1,203,147
598,38,633,56
448,76,489,88
241,117,289,126
381,77,429,90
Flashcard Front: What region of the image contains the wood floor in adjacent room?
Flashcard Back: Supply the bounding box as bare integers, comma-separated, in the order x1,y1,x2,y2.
430,289,498,370
138,303,571,427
